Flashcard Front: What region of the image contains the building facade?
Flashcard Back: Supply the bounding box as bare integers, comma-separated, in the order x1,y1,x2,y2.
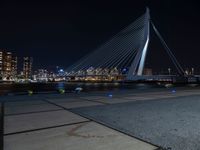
23,57,33,79
0,51,3,77
11,56,18,78
0,50,18,80
143,68,153,75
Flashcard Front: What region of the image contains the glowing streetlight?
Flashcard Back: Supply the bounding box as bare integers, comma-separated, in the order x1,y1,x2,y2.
168,68,171,75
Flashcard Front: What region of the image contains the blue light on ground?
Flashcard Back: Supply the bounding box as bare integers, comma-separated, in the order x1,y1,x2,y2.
108,94,113,98
171,89,176,93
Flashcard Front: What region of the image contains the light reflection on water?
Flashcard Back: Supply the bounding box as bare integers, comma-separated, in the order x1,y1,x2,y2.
56,82,65,91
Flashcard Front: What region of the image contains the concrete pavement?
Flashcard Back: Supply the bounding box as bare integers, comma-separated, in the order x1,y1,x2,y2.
2,87,200,150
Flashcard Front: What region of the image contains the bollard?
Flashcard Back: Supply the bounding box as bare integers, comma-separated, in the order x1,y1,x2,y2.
75,87,83,94
28,90,33,96
59,89,65,94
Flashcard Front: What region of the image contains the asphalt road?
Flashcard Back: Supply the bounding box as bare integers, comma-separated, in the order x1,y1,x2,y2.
72,94,200,150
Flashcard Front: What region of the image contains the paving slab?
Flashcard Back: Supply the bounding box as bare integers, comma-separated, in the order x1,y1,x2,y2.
72,95,200,150
47,97,82,103
5,100,46,107
44,94,77,99
81,96,137,104
83,92,184,104
4,121,156,150
56,101,104,109
124,95,176,101
81,96,106,100
126,90,196,98
5,103,61,115
1,95,46,102
96,98,137,104
5,110,88,134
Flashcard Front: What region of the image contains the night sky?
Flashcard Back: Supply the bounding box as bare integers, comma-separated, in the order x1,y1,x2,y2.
0,0,200,72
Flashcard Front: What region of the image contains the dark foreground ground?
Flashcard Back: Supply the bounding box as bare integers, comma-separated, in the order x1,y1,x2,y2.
73,94,200,150
1,86,200,150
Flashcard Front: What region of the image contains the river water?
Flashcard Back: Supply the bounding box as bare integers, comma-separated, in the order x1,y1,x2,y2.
0,82,199,96
0,82,168,95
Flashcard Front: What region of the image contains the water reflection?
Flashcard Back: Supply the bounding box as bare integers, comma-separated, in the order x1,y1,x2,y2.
56,82,65,91
0,82,198,96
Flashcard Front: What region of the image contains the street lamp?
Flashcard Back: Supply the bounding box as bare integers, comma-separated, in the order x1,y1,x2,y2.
191,68,194,75
168,68,171,75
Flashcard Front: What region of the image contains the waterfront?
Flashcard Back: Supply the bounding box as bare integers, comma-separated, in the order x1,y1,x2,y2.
0,82,169,96
1,81,200,96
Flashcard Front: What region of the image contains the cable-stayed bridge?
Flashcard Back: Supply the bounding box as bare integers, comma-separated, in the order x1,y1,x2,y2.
66,8,198,83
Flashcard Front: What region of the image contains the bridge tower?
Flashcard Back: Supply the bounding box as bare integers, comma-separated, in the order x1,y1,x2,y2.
126,8,150,80
126,8,185,80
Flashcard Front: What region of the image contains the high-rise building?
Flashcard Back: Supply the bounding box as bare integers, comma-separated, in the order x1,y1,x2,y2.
0,50,16,80
11,56,18,78
23,57,33,79
143,68,153,75
0,51,3,76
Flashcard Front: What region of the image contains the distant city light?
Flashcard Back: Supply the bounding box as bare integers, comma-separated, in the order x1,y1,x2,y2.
59,69,64,72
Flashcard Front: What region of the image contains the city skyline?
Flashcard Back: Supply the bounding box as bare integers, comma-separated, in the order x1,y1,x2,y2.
0,0,200,70
0,49,34,80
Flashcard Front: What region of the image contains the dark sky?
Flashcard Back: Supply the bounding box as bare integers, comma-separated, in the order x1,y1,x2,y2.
0,0,199,72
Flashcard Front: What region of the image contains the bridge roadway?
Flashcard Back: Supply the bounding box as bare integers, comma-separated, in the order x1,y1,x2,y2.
65,74,200,83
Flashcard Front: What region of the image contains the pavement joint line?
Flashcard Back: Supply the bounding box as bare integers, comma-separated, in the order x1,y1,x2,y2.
70,110,161,150
41,99,95,129
123,94,200,102
5,109,63,116
4,120,91,136
38,94,200,149
0,101,4,150
43,97,161,149
43,99,103,112
78,96,144,104
78,97,110,105
3,97,47,103
79,96,171,104
47,99,83,103
43,99,84,111
4,98,46,102
44,95,81,100
4,101,52,107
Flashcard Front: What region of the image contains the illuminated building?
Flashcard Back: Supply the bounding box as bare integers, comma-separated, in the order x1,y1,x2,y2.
23,57,33,79
3,51,12,79
143,68,153,75
34,69,49,82
0,50,17,80
0,51,3,77
11,56,18,78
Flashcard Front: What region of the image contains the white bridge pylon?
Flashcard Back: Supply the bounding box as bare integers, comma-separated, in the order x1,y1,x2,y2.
127,8,150,79
126,7,184,80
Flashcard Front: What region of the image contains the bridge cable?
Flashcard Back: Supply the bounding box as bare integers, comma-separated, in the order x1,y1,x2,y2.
151,21,185,76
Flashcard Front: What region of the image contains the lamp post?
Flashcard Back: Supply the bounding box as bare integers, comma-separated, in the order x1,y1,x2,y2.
168,68,171,75
191,68,194,75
